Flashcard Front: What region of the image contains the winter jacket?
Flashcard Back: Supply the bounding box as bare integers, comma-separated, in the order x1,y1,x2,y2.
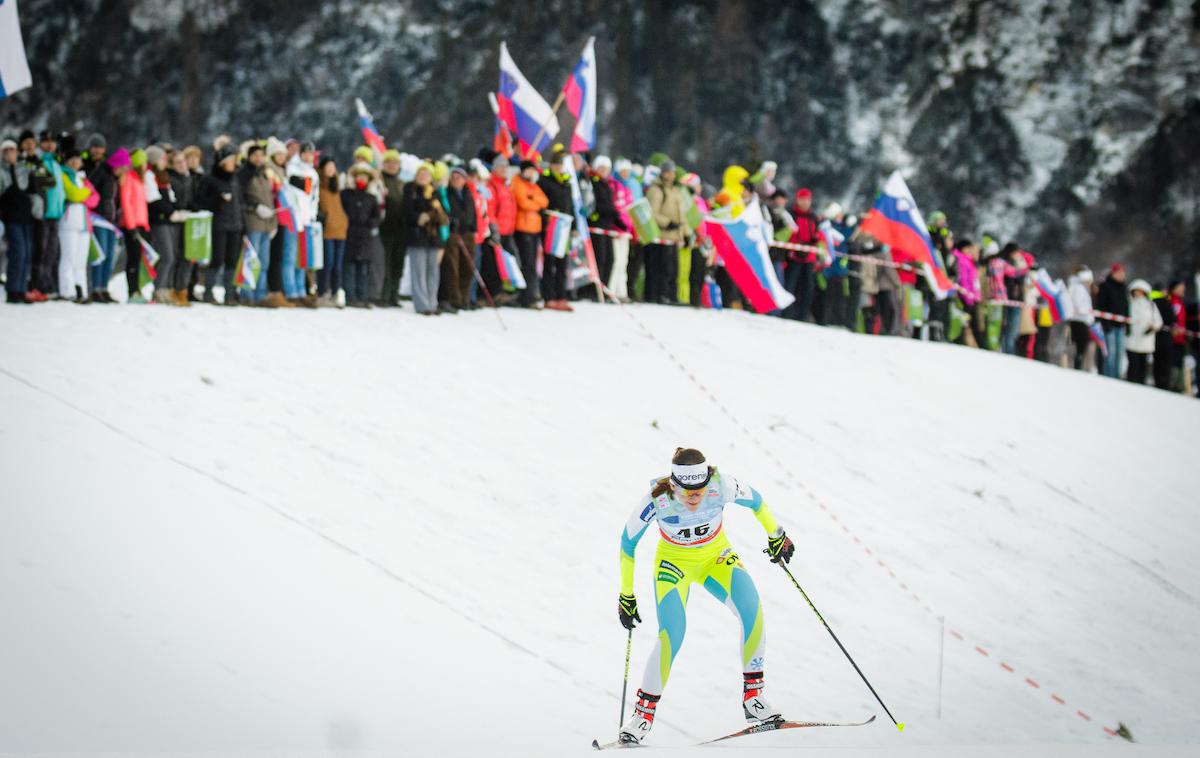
148,170,178,226
59,167,96,232
512,175,548,234
85,163,119,223
341,187,383,263
168,168,194,214
589,172,623,230
1127,297,1164,354
118,169,149,231
788,207,819,262
487,174,516,236
286,155,319,229
539,171,574,219
319,175,349,241
239,163,278,235
1093,276,1131,333
1066,275,1094,324
39,152,66,220
470,182,489,245
1003,257,1029,301
380,172,406,235
399,181,442,248
646,176,686,243
446,184,477,237
0,160,34,223
197,165,244,233
951,249,981,307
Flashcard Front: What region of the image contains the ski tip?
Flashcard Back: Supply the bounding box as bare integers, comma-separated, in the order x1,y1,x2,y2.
896,722,906,732
591,739,601,749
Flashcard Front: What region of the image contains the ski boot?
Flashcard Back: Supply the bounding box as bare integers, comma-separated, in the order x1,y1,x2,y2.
618,689,659,745
742,672,783,723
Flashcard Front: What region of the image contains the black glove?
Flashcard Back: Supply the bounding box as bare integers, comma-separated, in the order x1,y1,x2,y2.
665,221,680,231
618,594,641,630
766,530,795,564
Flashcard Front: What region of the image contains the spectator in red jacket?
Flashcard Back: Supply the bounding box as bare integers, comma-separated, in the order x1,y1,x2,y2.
784,188,819,321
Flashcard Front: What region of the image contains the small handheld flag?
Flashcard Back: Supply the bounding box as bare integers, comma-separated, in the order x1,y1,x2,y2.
543,210,573,259
355,97,387,158
234,236,263,290
137,237,160,291
493,242,526,291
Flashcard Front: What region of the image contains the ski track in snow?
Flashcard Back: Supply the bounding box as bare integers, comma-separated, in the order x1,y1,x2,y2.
1,301,1198,756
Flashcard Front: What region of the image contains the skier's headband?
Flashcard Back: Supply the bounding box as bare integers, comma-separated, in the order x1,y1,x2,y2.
671,463,712,491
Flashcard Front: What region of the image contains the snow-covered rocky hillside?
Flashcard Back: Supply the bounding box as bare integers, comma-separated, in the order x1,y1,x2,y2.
1,301,1198,757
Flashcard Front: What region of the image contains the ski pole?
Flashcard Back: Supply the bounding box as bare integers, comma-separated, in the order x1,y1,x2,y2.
770,554,905,732
619,627,633,728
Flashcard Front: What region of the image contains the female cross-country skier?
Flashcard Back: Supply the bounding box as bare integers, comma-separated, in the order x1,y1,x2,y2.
615,447,795,745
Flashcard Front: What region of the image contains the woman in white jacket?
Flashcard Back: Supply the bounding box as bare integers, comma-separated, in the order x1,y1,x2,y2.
1066,266,1095,370
1126,279,1163,385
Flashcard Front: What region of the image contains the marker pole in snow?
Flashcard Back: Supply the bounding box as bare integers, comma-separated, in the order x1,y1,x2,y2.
772,556,905,732
619,628,632,728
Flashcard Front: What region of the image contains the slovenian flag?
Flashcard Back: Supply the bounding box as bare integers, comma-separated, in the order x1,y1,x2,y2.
89,212,123,238
562,37,597,152
706,197,795,314
275,183,297,233
817,218,844,266
87,233,104,266
137,237,160,290
859,171,954,299
1033,268,1070,323
497,42,559,157
0,0,32,99
355,97,387,157
700,274,723,310
1089,322,1108,358
492,242,526,291
543,210,573,259
235,236,262,290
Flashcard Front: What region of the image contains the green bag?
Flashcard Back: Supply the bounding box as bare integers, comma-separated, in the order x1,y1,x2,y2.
905,286,924,326
627,197,661,243
184,211,213,264
985,302,1004,351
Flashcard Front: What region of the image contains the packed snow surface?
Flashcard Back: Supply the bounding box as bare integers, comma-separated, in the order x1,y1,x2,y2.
2,302,1198,757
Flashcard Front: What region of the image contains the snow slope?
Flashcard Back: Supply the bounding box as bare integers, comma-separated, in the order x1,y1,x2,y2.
1,301,1198,757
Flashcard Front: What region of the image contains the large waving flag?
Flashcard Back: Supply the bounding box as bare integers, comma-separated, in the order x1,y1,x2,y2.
859,171,954,299
497,42,559,157
706,197,795,314
562,37,597,152
355,97,387,157
0,0,32,99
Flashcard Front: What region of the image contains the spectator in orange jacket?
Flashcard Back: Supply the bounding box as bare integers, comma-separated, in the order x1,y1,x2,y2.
511,160,548,308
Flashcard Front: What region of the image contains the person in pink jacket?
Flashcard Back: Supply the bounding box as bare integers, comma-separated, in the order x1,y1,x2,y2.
119,148,151,302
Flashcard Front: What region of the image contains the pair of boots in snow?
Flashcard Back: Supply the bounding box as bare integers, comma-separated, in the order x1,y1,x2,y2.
618,673,781,745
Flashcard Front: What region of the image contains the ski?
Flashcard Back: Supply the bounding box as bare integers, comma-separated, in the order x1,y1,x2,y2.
591,737,642,750
593,716,876,749
702,714,877,744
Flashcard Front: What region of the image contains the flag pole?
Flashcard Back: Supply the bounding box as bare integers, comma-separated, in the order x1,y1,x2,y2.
524,90,566,160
